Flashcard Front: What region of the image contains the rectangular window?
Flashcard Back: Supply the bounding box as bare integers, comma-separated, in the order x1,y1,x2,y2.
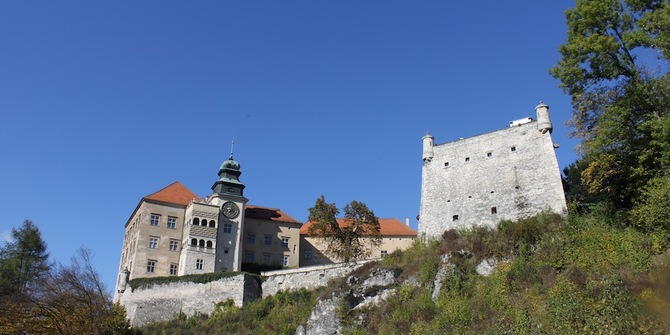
263,253,272,265
169,239,179,251
511,146,517,152
223,223,232,234
381,250,388,258
465,157,470,162
245,251,254,263
264,234,272,246
444,162,449,167
282,255,289,267
247,232,256,244
196,259,203,270
452,215,459,221
486,152,492,158
224,247,229,254
491,207,498,214
304,248,313,259
169,263,178,275
150,214,160,226
149,236,159,249
281,237,289,248
167,216,177,229
147,260,156,273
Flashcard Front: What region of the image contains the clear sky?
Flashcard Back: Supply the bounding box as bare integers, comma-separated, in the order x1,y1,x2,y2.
0,1,580,292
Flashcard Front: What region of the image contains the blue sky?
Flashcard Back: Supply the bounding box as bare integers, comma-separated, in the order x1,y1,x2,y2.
0,1,580,292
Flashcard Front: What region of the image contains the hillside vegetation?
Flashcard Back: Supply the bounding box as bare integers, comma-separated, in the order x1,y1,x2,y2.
138,211,670,335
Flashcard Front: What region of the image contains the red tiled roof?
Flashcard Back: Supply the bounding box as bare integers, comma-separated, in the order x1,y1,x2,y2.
143,181,201,206
245,205,301,224
300,218,416,236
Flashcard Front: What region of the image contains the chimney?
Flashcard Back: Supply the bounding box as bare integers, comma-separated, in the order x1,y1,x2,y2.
405,217,410,226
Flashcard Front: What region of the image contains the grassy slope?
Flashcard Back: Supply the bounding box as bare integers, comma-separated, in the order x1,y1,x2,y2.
138,212,670,335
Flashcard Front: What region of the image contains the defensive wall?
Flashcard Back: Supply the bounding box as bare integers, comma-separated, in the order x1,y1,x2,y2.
119,273,260,326
119,262,367,326
261,261,368,298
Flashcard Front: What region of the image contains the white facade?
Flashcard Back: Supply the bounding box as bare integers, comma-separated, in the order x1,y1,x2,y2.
419,103,567,238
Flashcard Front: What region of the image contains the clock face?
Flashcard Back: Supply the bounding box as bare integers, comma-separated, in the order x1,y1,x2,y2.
222,201,240,219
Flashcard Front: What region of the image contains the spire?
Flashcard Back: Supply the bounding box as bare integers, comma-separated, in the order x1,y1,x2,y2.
229,136,235,160
211,140,245,196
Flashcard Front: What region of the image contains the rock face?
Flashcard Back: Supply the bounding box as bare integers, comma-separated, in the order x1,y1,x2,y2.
476,258,498,277
297,267,401,335
431,254,453,301
297,296,342,335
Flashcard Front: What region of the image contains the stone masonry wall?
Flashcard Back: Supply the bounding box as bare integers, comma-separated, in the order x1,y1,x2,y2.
119,273,260,326
419,121,567,238
261,262,367,298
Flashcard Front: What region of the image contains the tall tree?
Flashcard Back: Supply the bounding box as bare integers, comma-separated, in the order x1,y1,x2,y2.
307,196,381,263
0,221,134,334
0,219,50,295
551,0,670,211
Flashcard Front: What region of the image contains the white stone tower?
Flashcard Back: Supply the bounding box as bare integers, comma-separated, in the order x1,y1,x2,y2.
422,133,434,162
535,102,553,134
418,103,567,238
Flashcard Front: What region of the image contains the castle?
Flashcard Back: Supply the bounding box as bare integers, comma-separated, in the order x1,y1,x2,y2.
114,154,305,297
114,153,417,298
418,103,567,238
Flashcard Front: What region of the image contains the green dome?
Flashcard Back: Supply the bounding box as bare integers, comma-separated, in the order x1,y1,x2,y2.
220,155,240,171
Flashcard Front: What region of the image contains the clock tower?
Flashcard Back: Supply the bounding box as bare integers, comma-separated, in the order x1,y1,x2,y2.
208,154,248,272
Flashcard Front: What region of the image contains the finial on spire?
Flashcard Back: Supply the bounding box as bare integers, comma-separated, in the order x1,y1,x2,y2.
229,136,235,159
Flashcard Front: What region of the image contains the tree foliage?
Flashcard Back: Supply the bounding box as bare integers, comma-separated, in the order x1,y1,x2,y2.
0,220,50,296
307,195,381,263
0,221,134,335
552,0,670,215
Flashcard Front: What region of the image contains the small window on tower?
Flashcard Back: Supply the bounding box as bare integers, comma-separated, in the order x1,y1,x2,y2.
444,162,449,167
511,146,517,152
465,157,470,162
223,223,232,234
487,152,493,158
452,215,459,221
491,207,498,214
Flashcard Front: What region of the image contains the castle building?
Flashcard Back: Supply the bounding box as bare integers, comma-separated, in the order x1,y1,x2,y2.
114,155,301,297
299,218,417,266
419,103,567,239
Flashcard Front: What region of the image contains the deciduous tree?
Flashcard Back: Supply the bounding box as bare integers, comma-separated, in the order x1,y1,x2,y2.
307,196,381,263
0,221,134,334
551,0,670,212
